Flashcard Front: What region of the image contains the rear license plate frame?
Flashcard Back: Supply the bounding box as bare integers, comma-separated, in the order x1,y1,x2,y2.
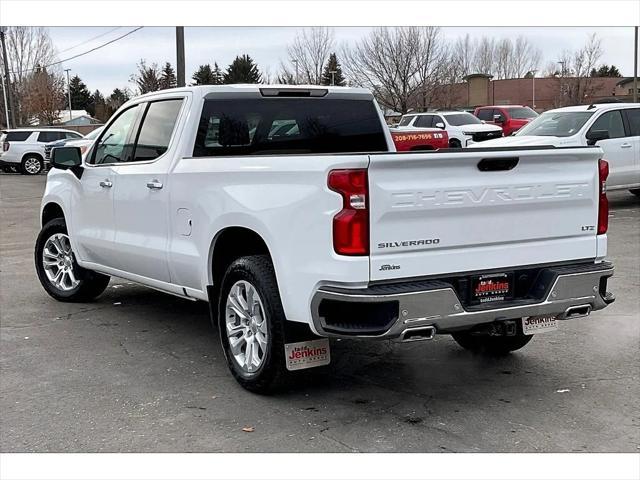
470,272,514,305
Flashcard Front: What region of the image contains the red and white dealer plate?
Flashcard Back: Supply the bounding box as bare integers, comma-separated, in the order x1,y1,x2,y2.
284,338,330,371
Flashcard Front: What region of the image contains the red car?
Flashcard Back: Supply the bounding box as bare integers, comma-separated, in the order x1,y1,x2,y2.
474,105,538,136
390,128,449,151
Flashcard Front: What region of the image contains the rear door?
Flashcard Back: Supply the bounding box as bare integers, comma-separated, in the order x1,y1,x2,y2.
368,148,601,281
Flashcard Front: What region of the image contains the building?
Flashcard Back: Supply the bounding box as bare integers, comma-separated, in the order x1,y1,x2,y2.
56,110,101,126
428,74,638,112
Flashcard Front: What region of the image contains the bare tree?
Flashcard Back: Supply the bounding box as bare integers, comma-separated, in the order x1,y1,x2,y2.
554,33,604,106
0,27,57,125
21,67,65,125
512,36,541,78
343,27,446,113
494,38,514,79
285,27,334,84
451,34,474,81
473,37,495,75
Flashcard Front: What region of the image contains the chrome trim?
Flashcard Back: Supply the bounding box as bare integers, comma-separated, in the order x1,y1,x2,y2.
310,265,614,339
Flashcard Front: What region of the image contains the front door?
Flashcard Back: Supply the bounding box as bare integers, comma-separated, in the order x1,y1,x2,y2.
110,98,185,283
589,109,635,188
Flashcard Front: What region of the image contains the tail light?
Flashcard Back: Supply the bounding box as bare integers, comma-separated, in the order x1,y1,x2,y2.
2,142,8,152
597,159,609,235
328,169,369,256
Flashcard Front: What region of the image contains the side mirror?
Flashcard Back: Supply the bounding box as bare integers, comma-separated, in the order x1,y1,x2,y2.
586,129,609,146
493,114,504,123
51,146,82,170
435,122,445,129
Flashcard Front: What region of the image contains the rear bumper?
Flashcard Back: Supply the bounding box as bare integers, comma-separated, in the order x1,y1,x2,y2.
310,261,615,339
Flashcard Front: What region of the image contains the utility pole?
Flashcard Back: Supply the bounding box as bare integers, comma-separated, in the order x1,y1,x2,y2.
634,26,638,103
176,27,185,87
292,59,298,85
64,69,72,123
0,27,16,128
329,70,337,86
531,70,537,110
1,72,9,129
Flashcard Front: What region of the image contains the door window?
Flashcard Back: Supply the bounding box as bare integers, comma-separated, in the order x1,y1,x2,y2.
91,104,142,165
37,131,65,143
131,99,183,162
588,110,625,139
65,131,83,139
623,108,640,137
476,109,493,121
414,115,434,128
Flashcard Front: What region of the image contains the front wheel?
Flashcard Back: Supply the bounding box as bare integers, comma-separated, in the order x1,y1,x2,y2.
218,255,289,394
449,138,462,149
452,327,533,356
35,218,110,302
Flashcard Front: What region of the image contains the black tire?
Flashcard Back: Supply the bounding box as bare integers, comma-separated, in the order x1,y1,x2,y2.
630,189,640,198
35,218,110,302
452,325,533,356
21,155,44,175
218,255,289,394
1,165,13,173
449,138,462,149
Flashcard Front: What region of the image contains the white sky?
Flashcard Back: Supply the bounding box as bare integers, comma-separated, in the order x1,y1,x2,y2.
46,26,638,94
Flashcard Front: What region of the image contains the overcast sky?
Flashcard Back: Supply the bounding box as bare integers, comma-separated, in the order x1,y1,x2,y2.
47,26,638,94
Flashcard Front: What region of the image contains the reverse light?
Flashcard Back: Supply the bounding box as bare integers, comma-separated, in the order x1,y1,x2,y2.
328,169,369,256
2,141,9,152
598,159,609,235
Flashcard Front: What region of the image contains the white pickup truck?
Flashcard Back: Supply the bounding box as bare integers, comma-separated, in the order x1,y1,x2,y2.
36,85,615,393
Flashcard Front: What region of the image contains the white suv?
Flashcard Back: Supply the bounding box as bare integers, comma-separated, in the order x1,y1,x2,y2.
0,128,83,175
396,111,503,148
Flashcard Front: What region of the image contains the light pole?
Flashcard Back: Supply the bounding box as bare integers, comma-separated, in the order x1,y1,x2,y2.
634,26,638,104
0,27,15,128
329,70,337,86
1,73,9,129
64,69,72,123
531,69,537,110
292,59,299,85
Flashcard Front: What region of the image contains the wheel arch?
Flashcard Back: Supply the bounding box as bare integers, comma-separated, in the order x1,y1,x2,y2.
22,151,44,162
41,202,66,227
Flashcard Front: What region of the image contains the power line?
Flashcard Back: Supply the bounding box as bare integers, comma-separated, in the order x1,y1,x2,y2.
9,27,143,75
57,27,122,54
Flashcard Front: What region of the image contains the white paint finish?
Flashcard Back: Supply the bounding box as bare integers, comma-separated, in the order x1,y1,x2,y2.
368,148,602,281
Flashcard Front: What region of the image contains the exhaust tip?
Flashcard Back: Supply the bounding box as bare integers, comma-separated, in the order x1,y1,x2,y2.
563,305,592,319
399,326,436,342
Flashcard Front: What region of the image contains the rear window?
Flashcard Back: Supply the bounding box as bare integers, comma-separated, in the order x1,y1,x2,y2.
398,115,415,127
193,98,387,157
6,131,33,142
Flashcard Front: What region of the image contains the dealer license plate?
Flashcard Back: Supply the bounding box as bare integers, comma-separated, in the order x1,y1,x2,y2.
284,338,330,371
471,272,514,304
522,316,558,335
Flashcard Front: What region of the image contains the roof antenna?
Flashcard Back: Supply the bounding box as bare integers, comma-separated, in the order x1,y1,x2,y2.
587,103,597,110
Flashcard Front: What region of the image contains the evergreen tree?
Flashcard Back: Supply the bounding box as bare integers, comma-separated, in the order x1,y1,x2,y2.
192,64,215,85
590,64,622,77
320,53,346,86
159,62,177,89
131,60,161,94
69,75,92,111
212,62,224,85
90,90,107,121
223,55,262,84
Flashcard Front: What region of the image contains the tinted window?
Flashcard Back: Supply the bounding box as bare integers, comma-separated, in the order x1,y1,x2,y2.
443,113,482,126
414,115,433,128
64,131,82,139
506,107,538,119
517,111,594,137
398,115,415,127
589,110,625,139
38,131,65,143
92,104,142,164
5,131,32,142
132,99,183,162
193,98,388,157
476,109,493,121
624,108,640,136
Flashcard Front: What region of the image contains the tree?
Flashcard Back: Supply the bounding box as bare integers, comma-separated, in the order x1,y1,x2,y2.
212,62,224,84
22,66,65,125
0,27,57,126
159,62,177,89
285,27,334,84
590,64,622,77
131,60,161,94
191,63,224,85
69,75,92,112
90,90,106,121
342,27,446,113
554,33,604,106
223,55,262,84
321,53,346,86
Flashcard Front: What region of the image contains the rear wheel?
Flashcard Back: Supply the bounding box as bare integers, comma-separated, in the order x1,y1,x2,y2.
21,155,44,175
452,323,533,356
218,255,289,394
35,218,110,302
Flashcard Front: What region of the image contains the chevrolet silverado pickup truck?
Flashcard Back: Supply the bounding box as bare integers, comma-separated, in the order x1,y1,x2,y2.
36,85,615,393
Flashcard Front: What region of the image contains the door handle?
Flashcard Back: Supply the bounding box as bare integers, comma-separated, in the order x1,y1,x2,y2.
620,143,632,148
146,180,163,190
99,179,112,188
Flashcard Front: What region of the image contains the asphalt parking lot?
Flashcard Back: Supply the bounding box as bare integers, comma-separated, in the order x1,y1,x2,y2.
1,173,638,453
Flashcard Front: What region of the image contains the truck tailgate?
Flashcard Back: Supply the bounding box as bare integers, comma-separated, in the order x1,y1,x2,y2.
368,148,602,281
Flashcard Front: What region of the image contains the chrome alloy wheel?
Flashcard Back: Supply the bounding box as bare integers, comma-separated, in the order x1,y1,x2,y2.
24,157,42,174
42,233,80,291
225,280,269,374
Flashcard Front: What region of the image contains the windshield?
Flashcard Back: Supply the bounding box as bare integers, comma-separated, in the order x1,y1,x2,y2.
516,111,594,137
506,107,538,119
443,113,481,126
